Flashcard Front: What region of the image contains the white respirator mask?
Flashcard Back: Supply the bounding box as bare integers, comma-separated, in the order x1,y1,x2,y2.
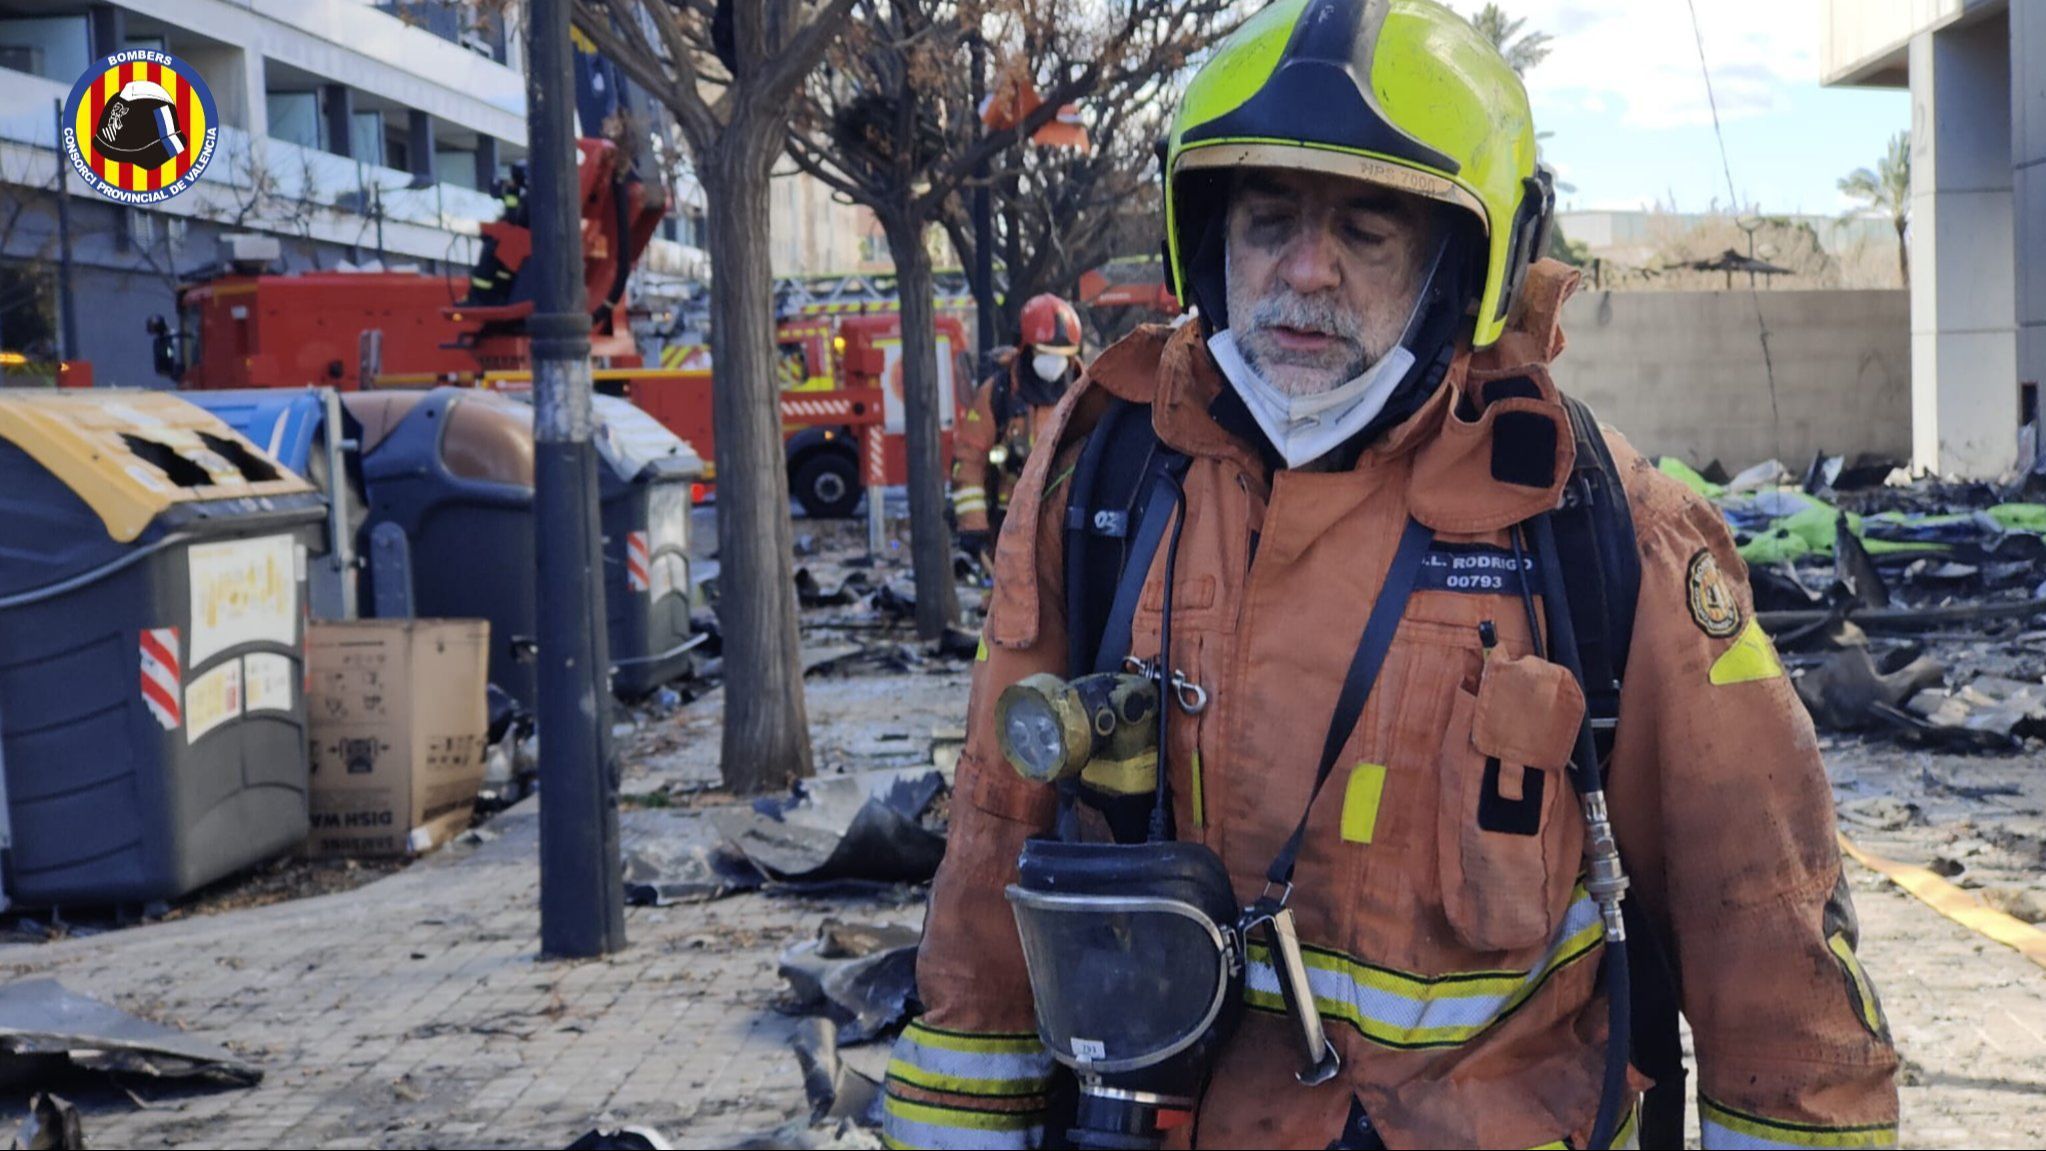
1031,352,1072,384
1207,332,1414,471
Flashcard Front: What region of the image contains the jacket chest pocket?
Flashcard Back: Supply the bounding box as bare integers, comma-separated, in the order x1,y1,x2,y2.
1435,652,1587,954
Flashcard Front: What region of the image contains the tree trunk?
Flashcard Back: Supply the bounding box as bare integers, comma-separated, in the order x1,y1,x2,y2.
1001,191,1025,338
1895,216,1909,287
883,210,961,639
702,135,814,793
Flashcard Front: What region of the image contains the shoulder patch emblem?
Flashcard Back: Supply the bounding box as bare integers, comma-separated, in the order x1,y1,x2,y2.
1686,549,1742,638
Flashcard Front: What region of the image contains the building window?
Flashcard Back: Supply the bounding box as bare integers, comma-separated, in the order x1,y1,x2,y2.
123,212,185,254
0,15,88,82
665,212,703,250
0,260,59,359
437,149,478,190
351,111,386,168
268,91,322,150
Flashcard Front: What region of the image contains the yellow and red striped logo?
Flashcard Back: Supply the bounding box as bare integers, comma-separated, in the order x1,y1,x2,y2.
62,50,219,204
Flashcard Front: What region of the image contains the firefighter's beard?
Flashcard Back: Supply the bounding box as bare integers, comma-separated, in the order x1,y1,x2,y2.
1229,291,1379,396
1211,250,1425,469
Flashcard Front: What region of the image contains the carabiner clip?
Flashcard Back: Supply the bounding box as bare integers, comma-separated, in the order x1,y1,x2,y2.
1256,880,1294,912
1123,656,1209,715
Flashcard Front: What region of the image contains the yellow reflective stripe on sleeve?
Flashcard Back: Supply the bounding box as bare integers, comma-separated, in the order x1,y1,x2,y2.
1190,750,1205,828
1826,931,1887,1037
1245,888,1603,1049
882,1091,1046,1150
1699,1097,1897,1149
896,1021,1045,1056
1709,619,1784,686
885,1057,1047,1099
976,635,989,662
881,1023,1053,1144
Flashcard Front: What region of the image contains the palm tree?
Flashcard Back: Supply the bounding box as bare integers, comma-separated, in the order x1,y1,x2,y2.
1839,131,1911,285
1468,3,1552,76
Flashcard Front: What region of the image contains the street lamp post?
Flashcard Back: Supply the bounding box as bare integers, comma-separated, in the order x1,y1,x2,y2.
526,0,625,959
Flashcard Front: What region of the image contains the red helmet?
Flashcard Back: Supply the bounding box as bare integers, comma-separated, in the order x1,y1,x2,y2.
1019,294,1083,356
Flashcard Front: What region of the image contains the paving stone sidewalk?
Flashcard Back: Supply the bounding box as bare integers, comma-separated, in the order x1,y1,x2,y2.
0,661,2039,1148
0,801,900,1149
0,665,965,1150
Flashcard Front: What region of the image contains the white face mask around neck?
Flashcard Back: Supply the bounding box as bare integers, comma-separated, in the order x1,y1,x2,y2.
1206,329,1416,470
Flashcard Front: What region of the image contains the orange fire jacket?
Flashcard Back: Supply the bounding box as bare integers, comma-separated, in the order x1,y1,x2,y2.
885,262,1899,1150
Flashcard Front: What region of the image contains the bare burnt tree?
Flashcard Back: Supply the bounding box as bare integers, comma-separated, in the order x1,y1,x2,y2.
572,0,858,794
943,85,1173,344
787,0,1237,640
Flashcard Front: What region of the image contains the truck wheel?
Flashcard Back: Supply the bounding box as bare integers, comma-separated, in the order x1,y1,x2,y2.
793,452,862,519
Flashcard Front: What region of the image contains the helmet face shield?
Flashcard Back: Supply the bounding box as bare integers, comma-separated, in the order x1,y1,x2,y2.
1008,890,1235,1074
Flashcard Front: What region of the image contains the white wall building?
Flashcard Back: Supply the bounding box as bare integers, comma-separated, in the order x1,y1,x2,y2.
0,0,705,386
1821,0,2045,477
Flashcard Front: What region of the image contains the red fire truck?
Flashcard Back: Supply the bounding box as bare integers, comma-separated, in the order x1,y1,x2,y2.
636,282,976,517
155,143,972,518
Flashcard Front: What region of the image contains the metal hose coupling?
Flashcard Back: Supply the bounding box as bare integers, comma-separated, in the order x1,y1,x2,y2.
1579,789,1630,943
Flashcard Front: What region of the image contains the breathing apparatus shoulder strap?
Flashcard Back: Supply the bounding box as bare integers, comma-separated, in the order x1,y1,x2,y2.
1552,394,1640,756
1262,519,1435,893
1551,395,1685,1151
1065,398,1181,677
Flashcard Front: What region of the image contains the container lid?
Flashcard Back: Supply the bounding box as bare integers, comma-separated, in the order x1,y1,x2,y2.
340,390,430,456
489,388,705,484
0,390,315,543
179,388,329,474
591,394,705,482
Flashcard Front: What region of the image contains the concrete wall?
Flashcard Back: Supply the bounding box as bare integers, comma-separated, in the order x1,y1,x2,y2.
2015,0,2046,463
1821,0,1976,84
1910,14,2019,477
1550,289,1911,471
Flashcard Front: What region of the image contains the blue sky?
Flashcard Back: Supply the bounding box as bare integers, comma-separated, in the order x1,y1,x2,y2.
1493,0,1911,215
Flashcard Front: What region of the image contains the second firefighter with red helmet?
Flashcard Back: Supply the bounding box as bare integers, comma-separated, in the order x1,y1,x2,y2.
951,294,1085,558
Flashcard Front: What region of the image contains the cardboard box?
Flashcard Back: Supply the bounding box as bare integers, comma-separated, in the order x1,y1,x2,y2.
304,619,490,858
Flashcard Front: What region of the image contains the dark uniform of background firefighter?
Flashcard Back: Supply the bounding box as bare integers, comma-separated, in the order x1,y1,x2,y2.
951,294,1084,561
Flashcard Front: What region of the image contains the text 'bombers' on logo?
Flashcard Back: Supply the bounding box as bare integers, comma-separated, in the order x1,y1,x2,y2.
61,49,219,205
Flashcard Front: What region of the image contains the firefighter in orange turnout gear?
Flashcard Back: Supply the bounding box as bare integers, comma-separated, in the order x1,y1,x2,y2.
952,294,1084,562
884,2,1899,1149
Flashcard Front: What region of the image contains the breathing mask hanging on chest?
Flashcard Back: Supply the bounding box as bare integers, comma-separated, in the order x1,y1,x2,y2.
991,483,1348,1149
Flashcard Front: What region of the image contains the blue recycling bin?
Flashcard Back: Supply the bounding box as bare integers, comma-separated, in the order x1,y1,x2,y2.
342,387,702,709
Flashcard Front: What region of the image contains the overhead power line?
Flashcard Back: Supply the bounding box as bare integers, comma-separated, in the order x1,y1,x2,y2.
1686,0,1783,461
